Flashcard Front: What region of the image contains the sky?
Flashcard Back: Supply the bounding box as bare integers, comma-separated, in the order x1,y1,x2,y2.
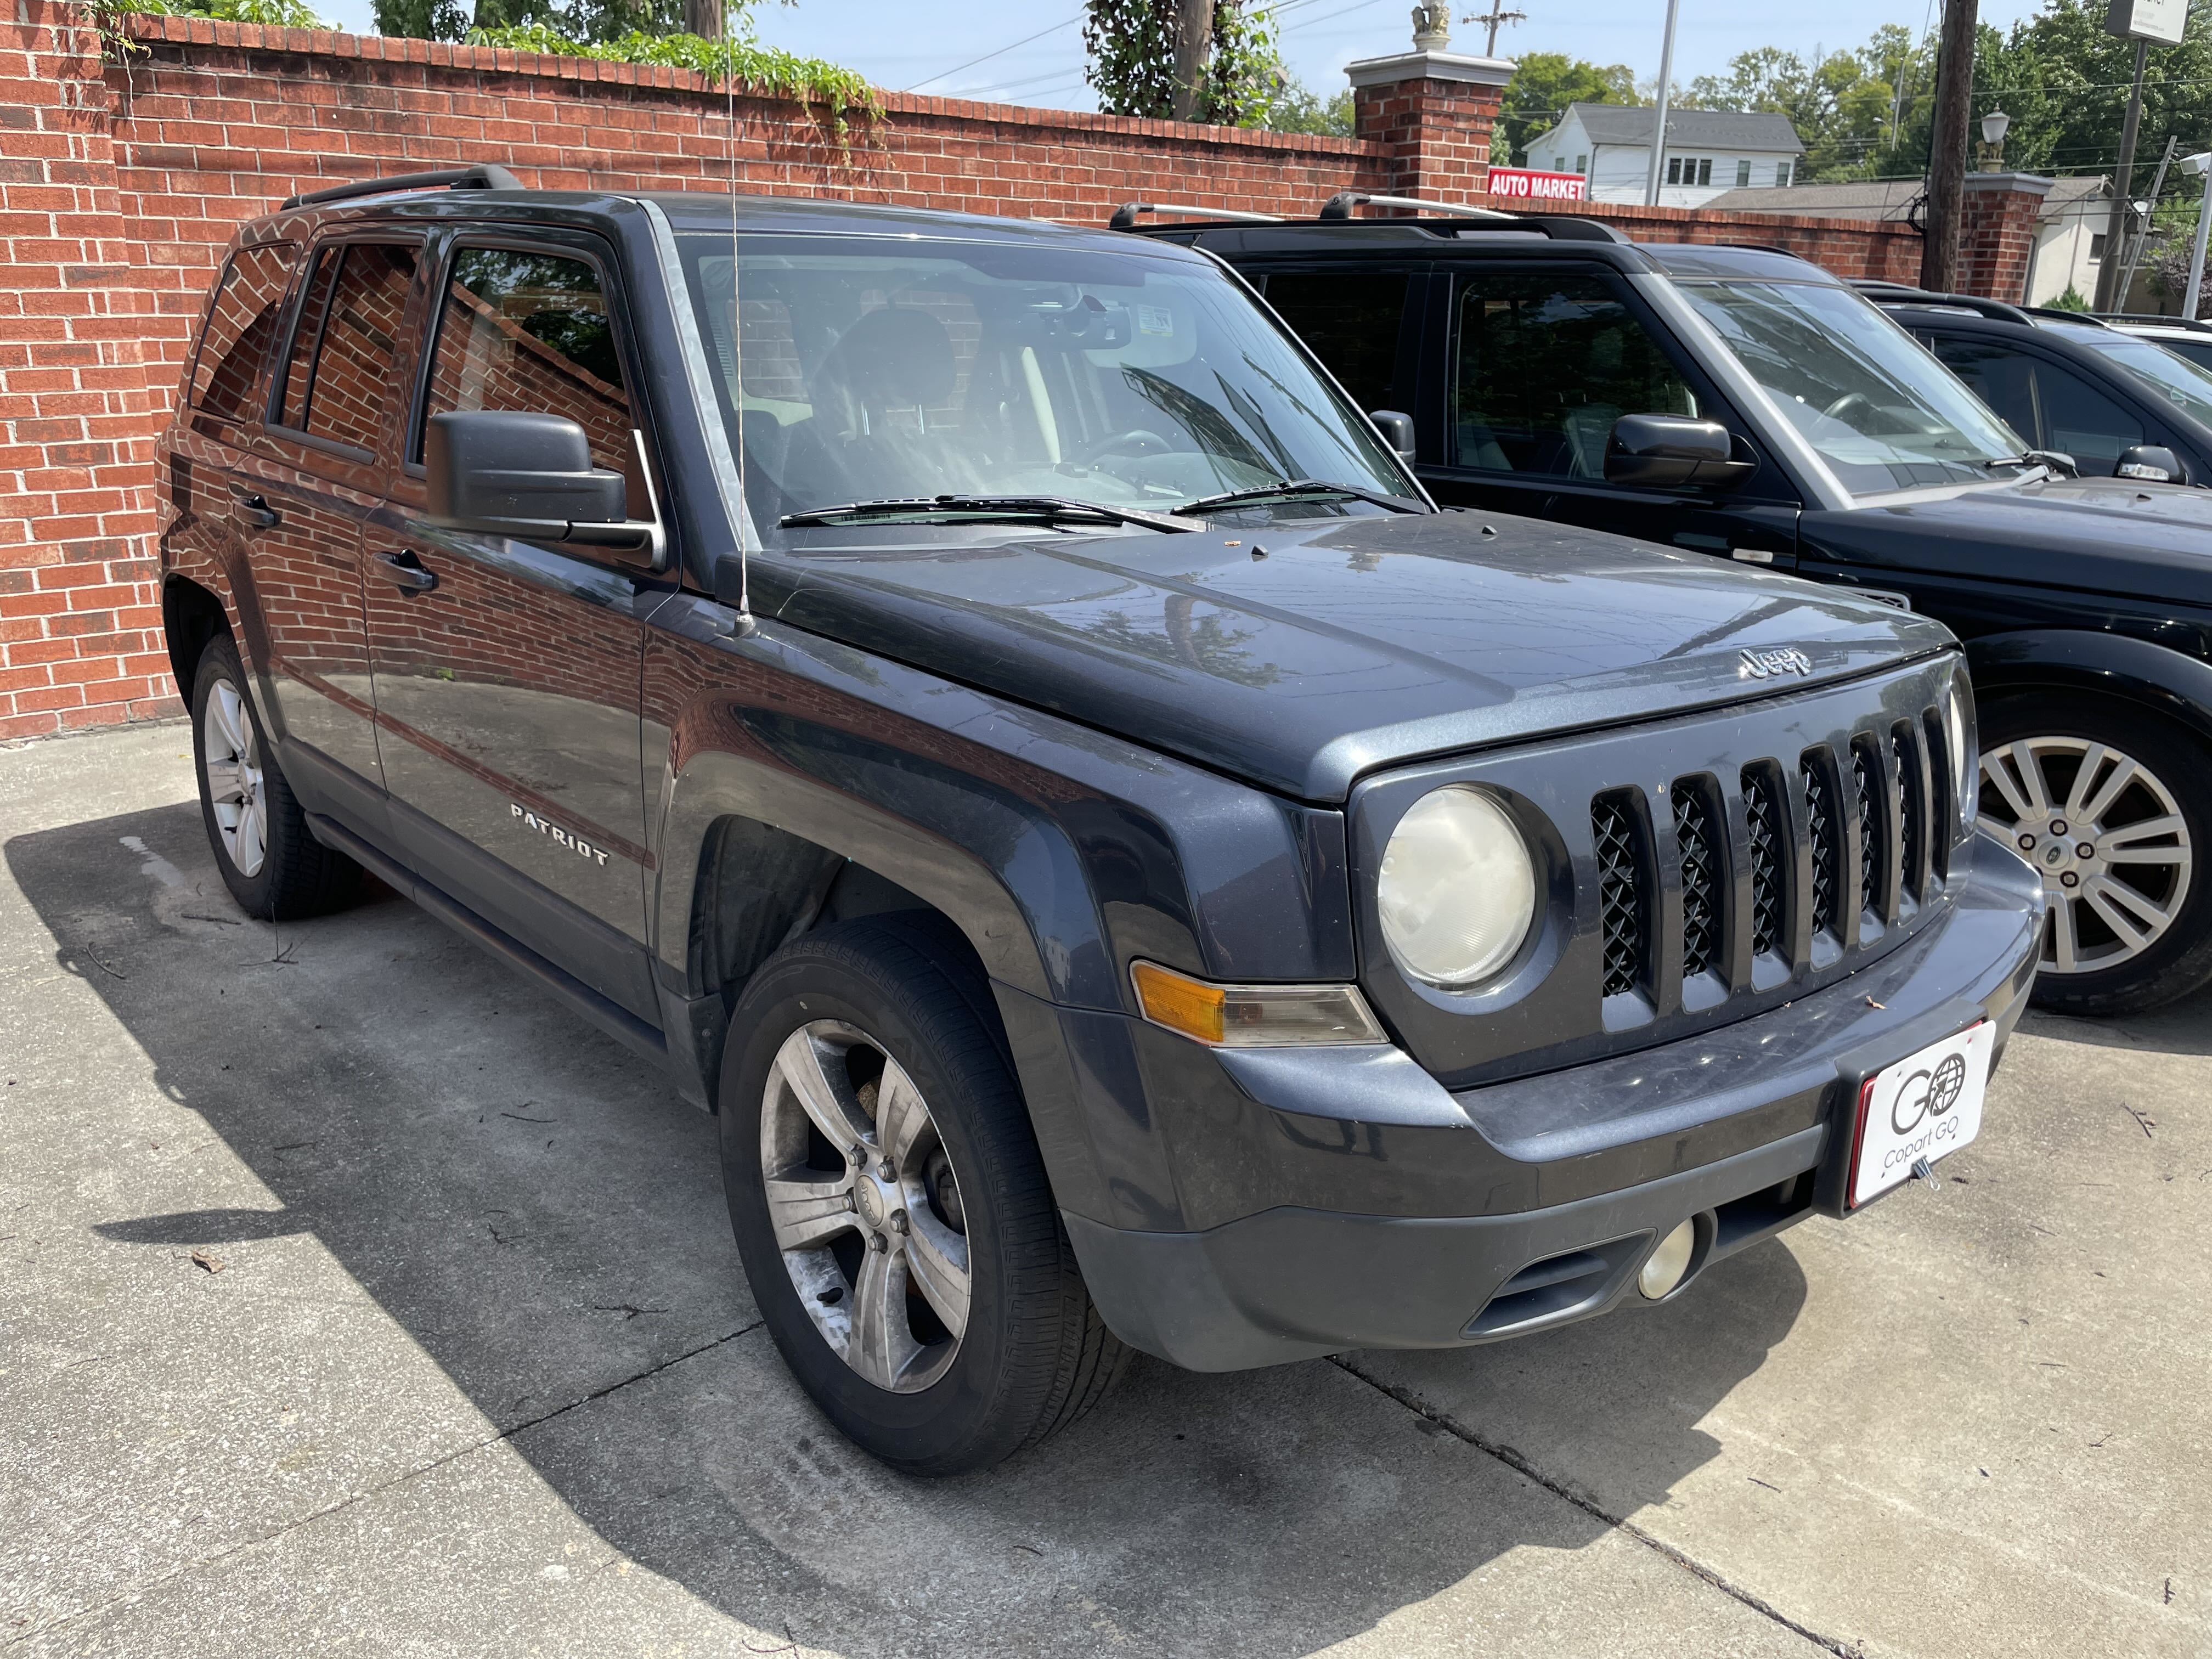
312,0,2055,113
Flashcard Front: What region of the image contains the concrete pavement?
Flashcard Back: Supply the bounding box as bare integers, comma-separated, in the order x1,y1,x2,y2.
2,723,2206,1657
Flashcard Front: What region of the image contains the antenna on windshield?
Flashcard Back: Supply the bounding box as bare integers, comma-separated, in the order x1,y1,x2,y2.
724,31,757,636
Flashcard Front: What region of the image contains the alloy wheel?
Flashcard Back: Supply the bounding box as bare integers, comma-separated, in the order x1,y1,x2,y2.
202,679,268,879
1978,737,2192,975
759,1020,972,1393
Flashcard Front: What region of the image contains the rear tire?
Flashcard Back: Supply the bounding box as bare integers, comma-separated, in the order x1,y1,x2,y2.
719,915,1128,1475
1977,691,2212,1016
189,636,362,920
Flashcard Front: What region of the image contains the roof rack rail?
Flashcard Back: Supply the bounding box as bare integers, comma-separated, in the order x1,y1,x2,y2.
1850,281,2035,326
2096,310,2212,331
1318,191,1515,222
1108,201,1284,230
280,164,523,212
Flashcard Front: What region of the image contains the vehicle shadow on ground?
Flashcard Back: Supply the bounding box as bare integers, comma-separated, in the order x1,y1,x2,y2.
2019,984,2212,1057
8,802,1811,1657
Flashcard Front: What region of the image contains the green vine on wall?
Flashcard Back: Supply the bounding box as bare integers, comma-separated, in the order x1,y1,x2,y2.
1082,0,1279,126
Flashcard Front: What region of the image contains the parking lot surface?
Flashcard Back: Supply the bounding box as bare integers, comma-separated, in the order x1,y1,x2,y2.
3,723,2208,1658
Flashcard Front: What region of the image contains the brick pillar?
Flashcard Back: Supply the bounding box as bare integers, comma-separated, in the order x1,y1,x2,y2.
1344,49,1512,207
1956,172,2055,304
0,3,174,740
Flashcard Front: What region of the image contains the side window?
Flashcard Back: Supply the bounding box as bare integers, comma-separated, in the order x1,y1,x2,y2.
273,242,420,454
420,246,630,475
2030,359,2144,475
1451,273,1699,478
188,242,297,431
1926,336,2039,448
1259,272,1411,414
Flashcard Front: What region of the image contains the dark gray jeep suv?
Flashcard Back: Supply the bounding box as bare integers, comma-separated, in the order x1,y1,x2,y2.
157,170,2042,1472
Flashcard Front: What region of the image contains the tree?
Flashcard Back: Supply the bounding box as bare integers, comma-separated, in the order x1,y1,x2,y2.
1263,78,1353,137
1495,53,1635,167
1084,0,1279,125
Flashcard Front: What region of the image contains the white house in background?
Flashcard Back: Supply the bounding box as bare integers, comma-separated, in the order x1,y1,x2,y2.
1523,104,1805,207
1701,174,2111,307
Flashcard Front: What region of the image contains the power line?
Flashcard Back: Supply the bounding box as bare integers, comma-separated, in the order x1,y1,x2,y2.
905,12,1083,93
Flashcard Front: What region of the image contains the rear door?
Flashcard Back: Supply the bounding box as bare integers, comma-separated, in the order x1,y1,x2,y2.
238,234,423,822
1419,263,1803,569
362,231,672,1023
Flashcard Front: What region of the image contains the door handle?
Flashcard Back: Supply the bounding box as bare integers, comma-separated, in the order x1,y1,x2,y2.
377,550,439,594
228,484,280,529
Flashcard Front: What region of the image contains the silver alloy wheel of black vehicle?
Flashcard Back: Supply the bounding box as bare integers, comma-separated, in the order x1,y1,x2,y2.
761,1019,972,1393
200,676,269,879
1978,736,2192,975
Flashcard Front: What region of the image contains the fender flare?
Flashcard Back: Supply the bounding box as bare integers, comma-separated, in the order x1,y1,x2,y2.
1965,629,2212,750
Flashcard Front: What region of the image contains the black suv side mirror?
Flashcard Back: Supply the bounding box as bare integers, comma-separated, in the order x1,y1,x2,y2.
1603,414,1756,492
2115,443,2183,483
424,410,654,550
1369,409,1417,462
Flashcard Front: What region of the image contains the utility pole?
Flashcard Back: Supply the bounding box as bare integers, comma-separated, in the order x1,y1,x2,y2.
1643,0,1680,208
2096,38,2151,309
2117,134,2180,310
682,0,723,41
1464,1,1526,57
1920,0,1978,293
1171,0,1214,121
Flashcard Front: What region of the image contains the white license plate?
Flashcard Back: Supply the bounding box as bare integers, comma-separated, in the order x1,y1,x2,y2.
1849,1023,1993,1208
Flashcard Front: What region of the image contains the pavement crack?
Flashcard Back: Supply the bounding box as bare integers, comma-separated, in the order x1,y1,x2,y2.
3,1320,765,1649
1330,1355,1861,1658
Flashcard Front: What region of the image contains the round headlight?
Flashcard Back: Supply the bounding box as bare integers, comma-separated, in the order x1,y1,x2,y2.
1378,786,1538,990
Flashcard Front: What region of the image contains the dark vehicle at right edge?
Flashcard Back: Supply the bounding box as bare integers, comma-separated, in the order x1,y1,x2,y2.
1148,213,2212,1015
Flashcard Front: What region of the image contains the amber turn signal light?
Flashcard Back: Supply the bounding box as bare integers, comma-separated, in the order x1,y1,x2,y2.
1129,961,1388,1048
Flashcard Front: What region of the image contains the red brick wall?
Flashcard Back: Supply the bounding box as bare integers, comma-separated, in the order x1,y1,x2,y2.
0,5,1960,740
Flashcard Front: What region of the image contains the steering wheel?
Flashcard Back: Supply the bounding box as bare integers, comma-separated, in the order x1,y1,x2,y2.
1074,427,1172,464
1822,391,1875,425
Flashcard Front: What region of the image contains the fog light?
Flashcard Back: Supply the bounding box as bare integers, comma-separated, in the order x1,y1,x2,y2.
1638,1220,1697,1300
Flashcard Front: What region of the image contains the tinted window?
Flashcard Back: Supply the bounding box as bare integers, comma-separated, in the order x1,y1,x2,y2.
2031,359,2143,474
273,242,418,453
1928,336,2040,445
422,247,629,472
2158,336,2212,373
189,242,296,427
1261,272,1410,413
277,246,341,428
1451,273,1697,477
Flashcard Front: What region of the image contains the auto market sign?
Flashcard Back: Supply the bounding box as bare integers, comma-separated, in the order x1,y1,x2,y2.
1486,168,1589,203
2106,0,2185,46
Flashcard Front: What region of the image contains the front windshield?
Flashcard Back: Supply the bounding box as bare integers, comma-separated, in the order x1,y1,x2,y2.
676,234,1412,538
1674,278,2026,494
2049,320,2212,427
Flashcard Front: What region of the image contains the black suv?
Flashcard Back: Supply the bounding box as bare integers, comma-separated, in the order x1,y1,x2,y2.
159,171,2040,1473
1149,215,2212,1014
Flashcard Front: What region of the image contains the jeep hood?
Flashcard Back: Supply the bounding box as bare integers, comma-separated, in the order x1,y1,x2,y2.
753,510,1951,802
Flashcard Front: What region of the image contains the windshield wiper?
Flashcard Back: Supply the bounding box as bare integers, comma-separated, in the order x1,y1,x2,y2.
1982,449,2073,477
778,494,1201,533
1173,478,1423,516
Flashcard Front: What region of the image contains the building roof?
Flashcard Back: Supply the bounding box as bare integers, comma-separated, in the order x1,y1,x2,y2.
1562,103,1804,156
1701,173,2105,223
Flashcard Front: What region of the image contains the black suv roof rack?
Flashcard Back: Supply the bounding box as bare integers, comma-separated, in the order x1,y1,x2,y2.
281,163,523,212
1108,201,1284,230
1852,281,2036,326
2101,311,2212,332
1313,192,1629,244
1318,191,1516,223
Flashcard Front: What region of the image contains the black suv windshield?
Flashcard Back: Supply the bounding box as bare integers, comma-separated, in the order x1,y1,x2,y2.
676,234,1412,539
1673,278,2024,494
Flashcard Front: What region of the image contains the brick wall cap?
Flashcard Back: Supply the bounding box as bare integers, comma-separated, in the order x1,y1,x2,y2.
1345,50,1514,91
1962,171,2057,198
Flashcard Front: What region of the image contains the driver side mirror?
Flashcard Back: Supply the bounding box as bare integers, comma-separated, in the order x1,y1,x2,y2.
1603,414,1756,492
424,411,656,551
2116,443,2182,483
1369,409,1417,462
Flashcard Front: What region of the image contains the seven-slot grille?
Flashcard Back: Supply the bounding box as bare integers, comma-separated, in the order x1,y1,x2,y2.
1589,709,1952,1007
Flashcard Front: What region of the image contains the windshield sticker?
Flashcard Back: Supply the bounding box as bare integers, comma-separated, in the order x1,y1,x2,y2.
1137,304,1175,338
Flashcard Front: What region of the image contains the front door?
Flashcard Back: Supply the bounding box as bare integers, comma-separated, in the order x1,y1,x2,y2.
363,234,671,1022
1419,266,1802,571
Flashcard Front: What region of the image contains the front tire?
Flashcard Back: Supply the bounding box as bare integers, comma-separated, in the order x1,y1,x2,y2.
1977,692,2212,1016
719,917,1127,1475
189,636,361,919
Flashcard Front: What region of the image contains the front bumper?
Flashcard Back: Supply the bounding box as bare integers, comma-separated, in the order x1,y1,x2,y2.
1057,831,2045,1371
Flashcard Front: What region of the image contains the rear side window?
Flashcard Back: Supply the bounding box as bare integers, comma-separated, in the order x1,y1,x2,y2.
1260,272,1410,414
189,242,297,428
2029,359,2143,475
420,247,630,473
1451,273,1698,477
274,242,420,454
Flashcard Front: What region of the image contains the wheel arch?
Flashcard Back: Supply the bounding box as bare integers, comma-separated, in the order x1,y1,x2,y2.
161,574,236,705
1965,630,2212,751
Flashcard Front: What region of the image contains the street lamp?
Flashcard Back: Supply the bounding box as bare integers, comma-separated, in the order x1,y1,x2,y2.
1980,108,2011,170
2184,150,2212,321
